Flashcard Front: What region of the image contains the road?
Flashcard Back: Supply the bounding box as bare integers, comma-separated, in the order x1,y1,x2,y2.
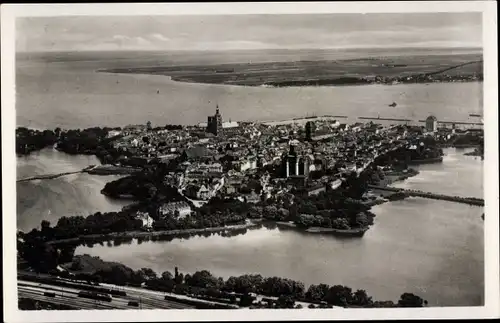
18,280,195,310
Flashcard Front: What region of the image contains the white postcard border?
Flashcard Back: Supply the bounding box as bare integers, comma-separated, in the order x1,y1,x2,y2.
2,2,498,322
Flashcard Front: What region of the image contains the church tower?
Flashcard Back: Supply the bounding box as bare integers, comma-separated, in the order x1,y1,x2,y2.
207,105,223,136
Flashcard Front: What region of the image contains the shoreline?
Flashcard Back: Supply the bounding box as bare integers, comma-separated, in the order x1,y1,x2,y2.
47,219,263,246
407,156,443,165
45,166,421,246
274,221,369,236
98,68,482,89
32,155,425,246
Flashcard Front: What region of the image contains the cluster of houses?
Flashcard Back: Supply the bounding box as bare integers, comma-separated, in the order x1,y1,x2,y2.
105,111,481,231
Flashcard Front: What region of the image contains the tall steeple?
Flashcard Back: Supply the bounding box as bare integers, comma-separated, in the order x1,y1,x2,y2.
207,104,223,136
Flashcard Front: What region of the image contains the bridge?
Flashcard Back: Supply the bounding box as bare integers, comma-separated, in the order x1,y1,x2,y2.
16,165,139,183
17,171,83,183
368,185,484,206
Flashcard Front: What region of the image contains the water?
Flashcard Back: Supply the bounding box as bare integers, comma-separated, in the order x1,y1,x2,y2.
16,148,131,232
75,148,484,307
392,148,483,198
16,51,483,130
15,51,484,306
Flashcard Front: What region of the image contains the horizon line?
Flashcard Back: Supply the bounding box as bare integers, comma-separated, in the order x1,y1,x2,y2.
16,46,484,54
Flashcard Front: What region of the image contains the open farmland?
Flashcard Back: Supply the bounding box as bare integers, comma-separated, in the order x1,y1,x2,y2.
99,52,483,87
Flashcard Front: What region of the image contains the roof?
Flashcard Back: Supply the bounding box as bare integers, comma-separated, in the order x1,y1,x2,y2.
161,201,191,209
182,146,209,158
222,121,239,128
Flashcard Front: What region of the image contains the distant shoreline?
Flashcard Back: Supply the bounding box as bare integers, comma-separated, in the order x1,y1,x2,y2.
98,68,482,89
94,51,482,88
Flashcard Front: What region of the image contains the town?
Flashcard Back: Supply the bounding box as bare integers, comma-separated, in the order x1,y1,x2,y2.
15,105,484,310
9,7,491,316
16,106,485,237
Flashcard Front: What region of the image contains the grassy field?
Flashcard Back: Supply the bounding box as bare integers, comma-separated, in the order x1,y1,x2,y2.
100,52,483,86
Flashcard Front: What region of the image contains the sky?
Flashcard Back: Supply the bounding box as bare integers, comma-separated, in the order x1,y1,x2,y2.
16,13,482,52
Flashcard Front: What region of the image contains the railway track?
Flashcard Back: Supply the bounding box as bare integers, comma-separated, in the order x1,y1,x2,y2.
18,279,195,310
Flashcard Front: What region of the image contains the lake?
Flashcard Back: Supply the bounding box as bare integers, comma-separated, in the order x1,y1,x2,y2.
16,148,130,232
74,148,484,307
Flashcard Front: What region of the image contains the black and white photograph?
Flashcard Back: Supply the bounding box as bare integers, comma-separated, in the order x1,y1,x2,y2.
2,2,499,322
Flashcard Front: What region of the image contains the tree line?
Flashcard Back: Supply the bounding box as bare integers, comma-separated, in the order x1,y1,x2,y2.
56,255,428,309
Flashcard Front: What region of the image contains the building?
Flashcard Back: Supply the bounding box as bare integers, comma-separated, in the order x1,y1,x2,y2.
207,105,223,136
234,157,258,172
306,184,327,196
106,130,122,138
135,211,154,229
222,121,239,128
185,184,212,200
425,115,438,133
330,179,343,190
197,162,223,173
158,201,192,218
282,145,312,178
123,124,147,135
305,121,316,141
181,146,209,161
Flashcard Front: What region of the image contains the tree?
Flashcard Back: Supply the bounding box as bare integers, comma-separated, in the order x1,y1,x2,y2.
325,285,353,307
277,295,295,308
306,284,330,302
188,270,219,289
228,274,264,294
139,267,158,281
239,293,255,307
351,289,373,306
397,293,426,307
161,271,173,281
41,220,51,229
95,264,136,286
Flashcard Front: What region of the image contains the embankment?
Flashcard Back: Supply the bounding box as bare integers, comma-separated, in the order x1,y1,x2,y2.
274,221,369,237
407,156,443,165
47,220,262,246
